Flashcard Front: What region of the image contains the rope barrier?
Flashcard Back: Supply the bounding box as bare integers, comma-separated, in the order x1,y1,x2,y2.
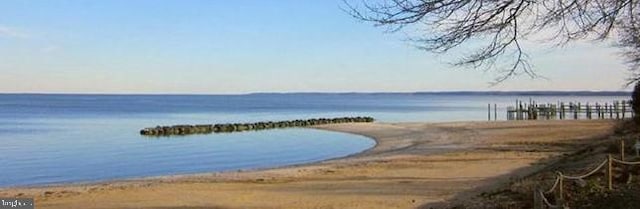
560,159,608,180
536,156,640,208
544,175,561,194
539,190,562,209
612,158,640,165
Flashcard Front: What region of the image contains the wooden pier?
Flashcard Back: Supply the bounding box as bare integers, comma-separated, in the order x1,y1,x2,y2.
501,100,633,120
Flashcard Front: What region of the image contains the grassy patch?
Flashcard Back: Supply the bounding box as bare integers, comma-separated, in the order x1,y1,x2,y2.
445,120,640,209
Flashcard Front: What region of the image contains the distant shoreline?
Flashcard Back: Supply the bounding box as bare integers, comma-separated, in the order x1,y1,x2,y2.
0,90,632,96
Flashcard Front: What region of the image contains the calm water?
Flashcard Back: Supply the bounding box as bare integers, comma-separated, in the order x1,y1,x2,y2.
0,93,630,187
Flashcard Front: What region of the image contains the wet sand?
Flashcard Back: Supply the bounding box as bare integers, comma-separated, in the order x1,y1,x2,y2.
0,120,614,209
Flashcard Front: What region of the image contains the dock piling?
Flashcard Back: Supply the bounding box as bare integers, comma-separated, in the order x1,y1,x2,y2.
505,99,632,121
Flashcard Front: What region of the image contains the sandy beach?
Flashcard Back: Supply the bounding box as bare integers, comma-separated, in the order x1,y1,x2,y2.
0,120,614,209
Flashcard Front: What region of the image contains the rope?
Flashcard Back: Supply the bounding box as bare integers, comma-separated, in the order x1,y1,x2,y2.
536,156,640,208
612,158,640,165
561,159,608,180
539,190,562,208
544,175,561,194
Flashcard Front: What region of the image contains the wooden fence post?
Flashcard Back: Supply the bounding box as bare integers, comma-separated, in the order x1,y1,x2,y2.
533,188,542,209
621,140,625,161
558,175,564,200
608,154,613,190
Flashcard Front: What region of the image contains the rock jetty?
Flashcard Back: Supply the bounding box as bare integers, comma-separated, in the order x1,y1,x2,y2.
140,116,375,136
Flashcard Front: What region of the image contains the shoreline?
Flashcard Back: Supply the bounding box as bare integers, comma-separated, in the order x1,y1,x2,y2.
0,120,616,209
0,126,381,190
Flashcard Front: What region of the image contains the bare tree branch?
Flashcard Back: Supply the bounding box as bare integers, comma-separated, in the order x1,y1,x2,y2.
345,0,640,84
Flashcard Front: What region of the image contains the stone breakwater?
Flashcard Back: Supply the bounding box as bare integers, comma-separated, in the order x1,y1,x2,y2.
139,116,375,136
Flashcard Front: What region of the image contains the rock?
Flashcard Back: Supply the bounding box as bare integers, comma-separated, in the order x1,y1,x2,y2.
139,116,375,136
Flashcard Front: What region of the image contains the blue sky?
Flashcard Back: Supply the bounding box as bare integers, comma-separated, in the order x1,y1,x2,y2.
0,0,632,93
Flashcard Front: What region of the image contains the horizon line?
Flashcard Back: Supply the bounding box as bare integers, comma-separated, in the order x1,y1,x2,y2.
0,90,632,96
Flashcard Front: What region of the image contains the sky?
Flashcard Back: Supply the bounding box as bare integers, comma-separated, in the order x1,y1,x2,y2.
0,0,633,94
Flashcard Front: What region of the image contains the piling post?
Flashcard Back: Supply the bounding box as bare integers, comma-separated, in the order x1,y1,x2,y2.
611,104,615,119
574,102,579,120
568,102,571,120
511,107,514,120
529,104,538,120
631,100,635,118
515,100,519,120
523,103,531,120
524,101,527,120
528,103,532,120
613,101,618,119
600,103,603,119
569,102,572,120
488,103,491,121
616,101,620,119
561,102,565,120
560,102,567,120
494,104,497,121
546,104,551,120
609,103,613,118
517,105,520,120
556,101,560,119
524,103,527,120
516,103,519,120
622,101,626,119
519,100,523,120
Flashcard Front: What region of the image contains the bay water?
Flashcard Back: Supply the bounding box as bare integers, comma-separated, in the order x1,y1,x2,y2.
0,92,630,187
